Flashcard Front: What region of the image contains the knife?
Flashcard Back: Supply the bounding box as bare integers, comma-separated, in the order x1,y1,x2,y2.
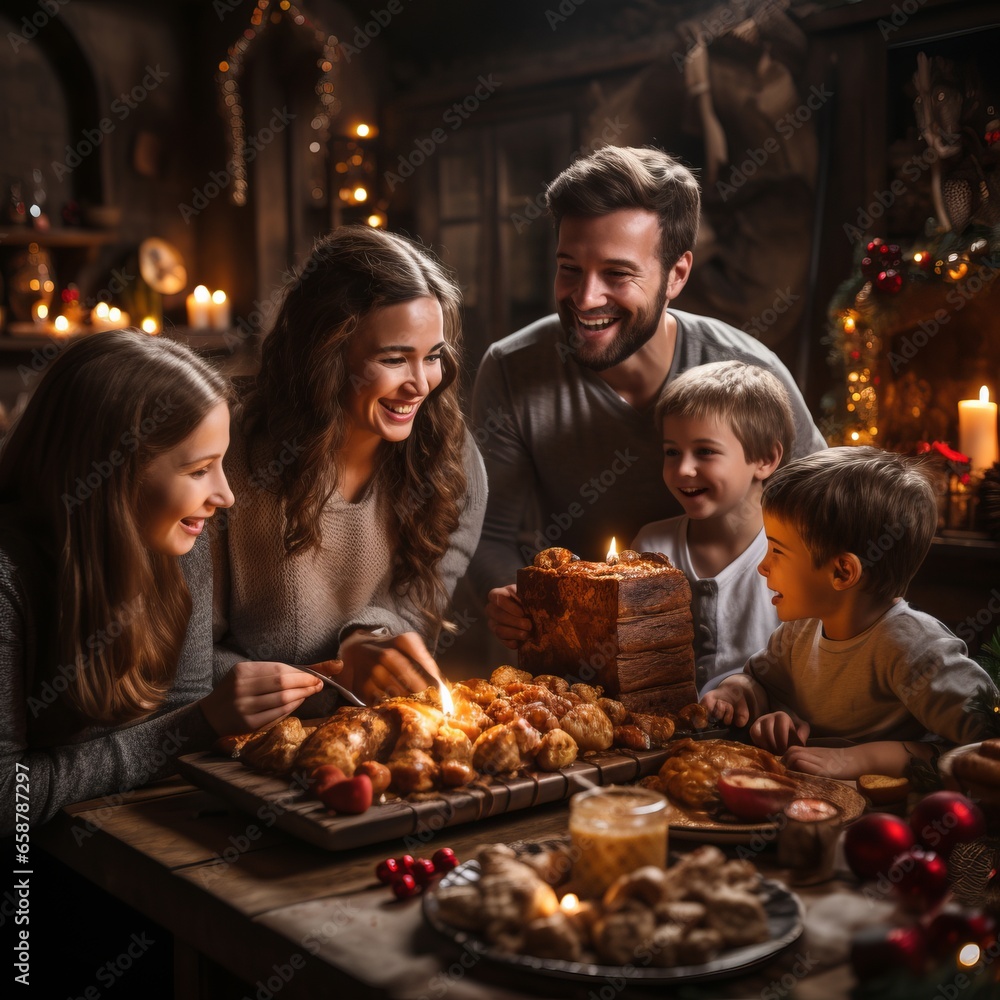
290,661,367,707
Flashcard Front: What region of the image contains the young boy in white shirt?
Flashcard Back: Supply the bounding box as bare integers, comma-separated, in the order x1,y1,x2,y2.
702,446,998,778
632,360,793,694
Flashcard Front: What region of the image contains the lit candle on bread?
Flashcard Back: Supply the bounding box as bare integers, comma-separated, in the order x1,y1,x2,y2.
436,677,454,716
958,386,999,474
606,537,618,565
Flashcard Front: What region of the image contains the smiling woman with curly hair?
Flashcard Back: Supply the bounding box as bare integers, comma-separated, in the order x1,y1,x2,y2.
212,227,487,705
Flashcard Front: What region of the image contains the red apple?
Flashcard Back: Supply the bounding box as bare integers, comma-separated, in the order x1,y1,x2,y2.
843,813,917,880
909,791,986,857
888,847,950,910
717,768,798,822
308,764,347,798
319,774,373,814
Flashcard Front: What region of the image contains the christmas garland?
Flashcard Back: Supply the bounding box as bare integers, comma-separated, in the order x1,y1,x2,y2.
823,224,1000,447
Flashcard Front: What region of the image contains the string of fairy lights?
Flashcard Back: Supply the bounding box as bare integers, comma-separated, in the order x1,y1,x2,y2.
216,0,341,207
827,234,997,446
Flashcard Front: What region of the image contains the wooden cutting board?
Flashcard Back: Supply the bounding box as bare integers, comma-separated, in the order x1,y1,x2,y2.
176,747,675,851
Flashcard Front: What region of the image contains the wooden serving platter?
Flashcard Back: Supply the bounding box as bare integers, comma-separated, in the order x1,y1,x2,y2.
177,748,675,852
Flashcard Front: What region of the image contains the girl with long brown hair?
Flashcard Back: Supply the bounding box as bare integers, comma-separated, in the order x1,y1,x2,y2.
0,330,323,833
213,226,487,703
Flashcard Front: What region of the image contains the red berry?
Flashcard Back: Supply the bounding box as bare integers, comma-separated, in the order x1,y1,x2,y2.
888,847,950,910
412,858,437,885
396,854,416,875
392,873,418,899
375,858,401,883
431,848,458,872
843,813,917,880
909,791,986,857
875,268,903,294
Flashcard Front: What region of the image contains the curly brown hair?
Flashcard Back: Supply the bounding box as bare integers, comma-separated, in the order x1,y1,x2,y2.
241,226,468,632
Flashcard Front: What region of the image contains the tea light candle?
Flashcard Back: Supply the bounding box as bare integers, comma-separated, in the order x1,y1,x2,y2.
210,290,230,332
186,285,211,329
958,386,999,474
777,797,841,885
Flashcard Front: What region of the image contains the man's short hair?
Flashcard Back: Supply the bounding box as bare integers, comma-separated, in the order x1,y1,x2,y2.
545,145,701,273
762,446,939,603
654,361,795,467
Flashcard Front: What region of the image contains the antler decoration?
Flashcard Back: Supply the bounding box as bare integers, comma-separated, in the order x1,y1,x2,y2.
913,51,953,231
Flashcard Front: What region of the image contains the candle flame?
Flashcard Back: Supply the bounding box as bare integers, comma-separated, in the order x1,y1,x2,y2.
560,893,581,915
141,317,158,334
212,289,227,305
980,385,990,404
606,537,618,562
193,284,211,303
436,678,454,716
53,315,69,334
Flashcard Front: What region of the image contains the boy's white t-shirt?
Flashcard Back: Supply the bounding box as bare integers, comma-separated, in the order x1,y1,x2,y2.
632,515,778,694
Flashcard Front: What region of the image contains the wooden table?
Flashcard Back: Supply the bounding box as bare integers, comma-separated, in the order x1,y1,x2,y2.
28,774,890,1000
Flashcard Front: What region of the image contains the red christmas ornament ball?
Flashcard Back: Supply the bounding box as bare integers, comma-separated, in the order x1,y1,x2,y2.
888,847,950,909
850,923,927,979
909,791,986,857
927,909,997,960
875,268,903,294
844,813,917,880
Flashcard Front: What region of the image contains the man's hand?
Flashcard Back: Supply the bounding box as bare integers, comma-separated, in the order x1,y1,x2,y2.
750,711,811,755
485,584,532,649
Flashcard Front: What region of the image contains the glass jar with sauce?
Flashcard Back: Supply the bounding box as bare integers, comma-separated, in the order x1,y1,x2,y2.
568,784,670,899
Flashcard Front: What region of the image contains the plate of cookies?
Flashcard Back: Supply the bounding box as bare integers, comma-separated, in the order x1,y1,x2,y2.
423,839,805,984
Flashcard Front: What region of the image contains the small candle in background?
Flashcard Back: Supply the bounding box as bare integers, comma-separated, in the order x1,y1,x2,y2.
210,290,231,332
186,285,211,329
31,301,49,325
141,317,159,335
53,315,71,336
777,797,841,885
958,386,999,475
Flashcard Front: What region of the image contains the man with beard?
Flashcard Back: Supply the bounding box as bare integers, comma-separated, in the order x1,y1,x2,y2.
467,146,825,646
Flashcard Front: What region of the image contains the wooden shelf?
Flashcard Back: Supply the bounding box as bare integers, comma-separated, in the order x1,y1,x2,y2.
0,325,256,354
1,227,119,248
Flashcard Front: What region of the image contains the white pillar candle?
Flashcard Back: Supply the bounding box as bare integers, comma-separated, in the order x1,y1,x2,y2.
186,285,211,329
210,290,230,332
958,386,999,474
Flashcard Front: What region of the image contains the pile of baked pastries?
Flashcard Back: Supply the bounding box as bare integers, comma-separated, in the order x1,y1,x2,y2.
433,842,771,966
217,665,713,797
